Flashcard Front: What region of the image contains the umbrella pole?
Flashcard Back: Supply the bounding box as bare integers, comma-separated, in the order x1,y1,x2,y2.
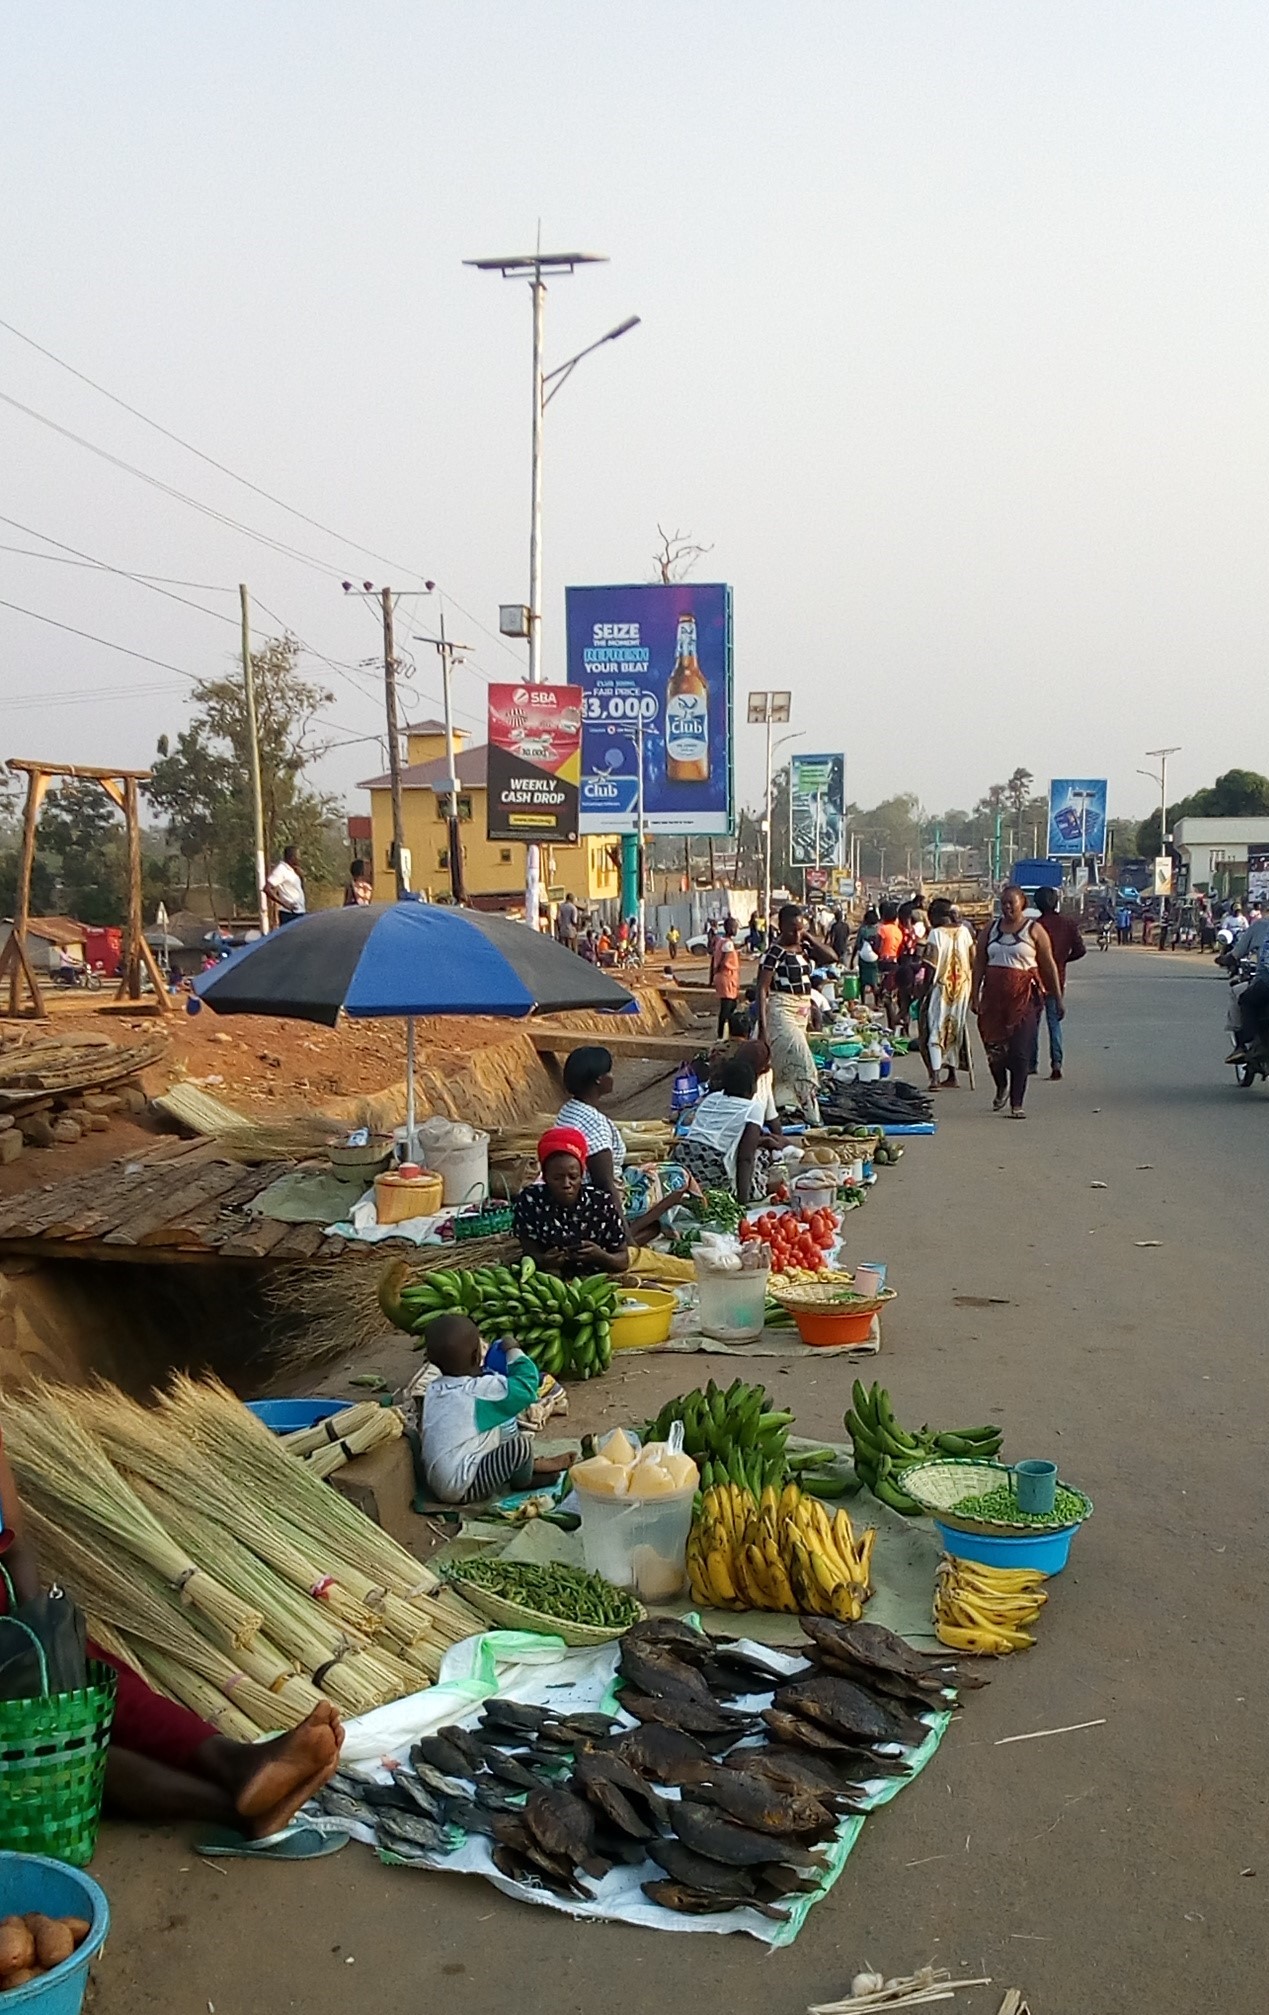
406,1015,417,1161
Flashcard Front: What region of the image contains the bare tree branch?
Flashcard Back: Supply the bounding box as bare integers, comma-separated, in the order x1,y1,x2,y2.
652,524,713,584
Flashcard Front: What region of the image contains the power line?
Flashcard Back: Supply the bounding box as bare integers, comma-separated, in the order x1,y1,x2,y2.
0,513,238,628
0,596,207,682
0,544,236,591
0,387,352,578
0,312,440,591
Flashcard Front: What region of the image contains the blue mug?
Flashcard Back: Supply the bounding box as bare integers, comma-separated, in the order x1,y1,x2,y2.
1013,1459,1057,1515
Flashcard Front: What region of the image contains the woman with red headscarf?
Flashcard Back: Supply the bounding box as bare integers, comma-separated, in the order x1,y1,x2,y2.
512,1127,630,1275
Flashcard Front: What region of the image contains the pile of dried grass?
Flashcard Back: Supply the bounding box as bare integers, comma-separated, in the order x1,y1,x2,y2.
264,1233,521,1363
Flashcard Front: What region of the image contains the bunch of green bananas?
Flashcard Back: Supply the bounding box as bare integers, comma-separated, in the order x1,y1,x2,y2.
846,1379,1003,1515
377,1256,616,1380
645,1378,793,1496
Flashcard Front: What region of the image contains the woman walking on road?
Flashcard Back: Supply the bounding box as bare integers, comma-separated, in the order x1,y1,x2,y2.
757,904,836,1122
919,898,976,1089
971,884,1062,1117
710,926,741,1037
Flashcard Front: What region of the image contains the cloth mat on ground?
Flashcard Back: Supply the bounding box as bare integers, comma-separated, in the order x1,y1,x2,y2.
303,1623,950,1943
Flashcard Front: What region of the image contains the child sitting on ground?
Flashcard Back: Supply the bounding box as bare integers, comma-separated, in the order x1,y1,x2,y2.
419,1313,571,1505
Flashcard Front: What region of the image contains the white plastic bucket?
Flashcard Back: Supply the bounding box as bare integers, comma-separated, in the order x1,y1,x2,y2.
396,1118,489,1206
856,1057,882,1082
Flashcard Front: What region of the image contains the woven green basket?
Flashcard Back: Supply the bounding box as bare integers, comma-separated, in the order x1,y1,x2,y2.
0,1659,117,1867
441,1568,645,1648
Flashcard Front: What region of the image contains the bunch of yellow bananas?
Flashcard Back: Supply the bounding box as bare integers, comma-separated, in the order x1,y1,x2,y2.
686,1480,875,1619
933,1555,1048,1655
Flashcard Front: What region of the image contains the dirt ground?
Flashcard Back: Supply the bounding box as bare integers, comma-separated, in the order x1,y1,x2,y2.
75,946,1269,2015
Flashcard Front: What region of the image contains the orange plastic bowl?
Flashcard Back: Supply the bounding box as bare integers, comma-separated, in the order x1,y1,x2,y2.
792,1304,877,1347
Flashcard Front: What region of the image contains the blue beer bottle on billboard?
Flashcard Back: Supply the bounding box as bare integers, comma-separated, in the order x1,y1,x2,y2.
665,614,709,783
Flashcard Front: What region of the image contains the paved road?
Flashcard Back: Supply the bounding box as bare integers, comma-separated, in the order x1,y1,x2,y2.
94,948,1267,2015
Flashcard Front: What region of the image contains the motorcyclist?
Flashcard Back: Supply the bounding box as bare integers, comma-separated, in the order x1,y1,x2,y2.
1222,912,1269,1062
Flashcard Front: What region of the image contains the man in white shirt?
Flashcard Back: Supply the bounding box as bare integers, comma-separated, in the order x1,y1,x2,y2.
265,846,306,925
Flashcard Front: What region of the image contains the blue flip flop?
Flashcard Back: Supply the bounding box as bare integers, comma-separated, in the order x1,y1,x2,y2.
195,1824,350,1860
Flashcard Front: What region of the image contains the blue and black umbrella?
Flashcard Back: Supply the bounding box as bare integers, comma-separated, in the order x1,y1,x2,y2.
191,901,636,1148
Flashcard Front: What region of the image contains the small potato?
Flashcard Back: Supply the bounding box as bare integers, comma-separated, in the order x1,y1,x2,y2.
0,1925,33,1976
0,1968,44,1989
62,1917,91,1949
33,1920,75,1970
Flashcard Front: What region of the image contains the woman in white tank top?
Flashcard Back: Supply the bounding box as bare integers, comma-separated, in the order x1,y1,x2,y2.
972,886,1062,1116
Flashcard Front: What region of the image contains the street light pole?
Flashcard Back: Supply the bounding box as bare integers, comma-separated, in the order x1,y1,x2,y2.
381,588,408,898
1146,745,1181,850
466,248,639,930
238,584,268,935
413,617,472,905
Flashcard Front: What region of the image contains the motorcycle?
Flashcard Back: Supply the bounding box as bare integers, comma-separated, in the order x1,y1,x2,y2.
1222,956,1269,1088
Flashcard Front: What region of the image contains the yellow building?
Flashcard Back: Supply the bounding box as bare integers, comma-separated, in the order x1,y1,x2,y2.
359,721,621,915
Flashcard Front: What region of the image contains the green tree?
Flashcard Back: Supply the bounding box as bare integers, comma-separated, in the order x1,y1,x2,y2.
1135,768,1269,856
36,779,128,925
146,636,342,910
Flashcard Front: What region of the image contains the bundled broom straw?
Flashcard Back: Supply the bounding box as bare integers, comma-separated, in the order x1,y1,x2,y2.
65,1384,387,1642
12,1375,479,1721
294,1408,403,1481
5,1386,262,1651
25,1506,308,1736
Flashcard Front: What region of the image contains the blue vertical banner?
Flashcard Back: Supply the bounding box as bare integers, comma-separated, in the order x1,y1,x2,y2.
1047,779,1108,857
567,583,734,835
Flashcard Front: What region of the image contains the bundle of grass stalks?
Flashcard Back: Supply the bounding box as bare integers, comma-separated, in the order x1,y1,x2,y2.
63,1385,386,1642
25,1506,309,1737
265,1232,520,1359
160,1377,482,1660
281,1402,403,1479
4,1386,262,1652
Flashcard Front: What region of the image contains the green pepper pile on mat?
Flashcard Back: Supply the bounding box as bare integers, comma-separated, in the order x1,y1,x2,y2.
845,1379,1003,1515
644,1378,794,1495
443,1556,640,1629
686,1188,743,1233
379,1258,616,1380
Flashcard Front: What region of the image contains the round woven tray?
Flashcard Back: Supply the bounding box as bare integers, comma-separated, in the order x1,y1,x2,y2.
898,1457,1093,1537
767,1280,897,1318
441,1568,645,1647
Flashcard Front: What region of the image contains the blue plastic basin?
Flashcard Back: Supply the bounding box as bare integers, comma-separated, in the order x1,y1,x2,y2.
246,1398,344,1434
0,1853,109,2012
934,1519,1081,1576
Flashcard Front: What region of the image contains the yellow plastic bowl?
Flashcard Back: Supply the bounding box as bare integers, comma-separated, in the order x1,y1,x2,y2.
609,1286,676,1351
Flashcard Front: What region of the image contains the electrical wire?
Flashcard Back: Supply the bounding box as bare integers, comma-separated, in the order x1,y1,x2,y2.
0,544,236,591
0,387,354,578
0,596,207,682
0,513,238,628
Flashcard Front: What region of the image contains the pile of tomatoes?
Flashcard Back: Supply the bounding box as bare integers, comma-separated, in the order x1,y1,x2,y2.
739,1205,840,1272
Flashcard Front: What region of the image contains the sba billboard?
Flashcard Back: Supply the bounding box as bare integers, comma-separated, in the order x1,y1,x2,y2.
567,583,734,835
789,753,845,868
1047,778,1108,858
486,683,582,843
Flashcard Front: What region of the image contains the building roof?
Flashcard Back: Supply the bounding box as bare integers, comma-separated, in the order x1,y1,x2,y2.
358,743,490,793
26,916,87,946
1173,816,1269,842
402,718,458,736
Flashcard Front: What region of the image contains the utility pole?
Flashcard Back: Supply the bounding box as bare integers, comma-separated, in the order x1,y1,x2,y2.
239,585,268,935
413,615,471,904
381,588,408,897
1146,746,1181,851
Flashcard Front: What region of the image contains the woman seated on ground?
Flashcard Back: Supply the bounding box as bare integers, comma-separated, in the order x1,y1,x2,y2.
672,1056,775,1206
513,1126,630,1275
0,1432,342,1836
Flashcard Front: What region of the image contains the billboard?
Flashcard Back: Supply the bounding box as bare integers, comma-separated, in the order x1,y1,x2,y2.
1247,848,1269,906
789,753,845,868
486,683,582,843
1047,778,1108,858
567,583,733,835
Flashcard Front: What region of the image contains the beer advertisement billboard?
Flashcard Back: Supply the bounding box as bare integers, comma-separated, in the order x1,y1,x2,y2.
486,683,582,843
566,583,734,835
789,752,846,868
1047,778,1108,858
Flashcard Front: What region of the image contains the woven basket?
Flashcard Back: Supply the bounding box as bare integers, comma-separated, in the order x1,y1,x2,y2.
768,1279,897,1319
0,1660,117,1866
441,1570,645,1648
899,1458,1093,1537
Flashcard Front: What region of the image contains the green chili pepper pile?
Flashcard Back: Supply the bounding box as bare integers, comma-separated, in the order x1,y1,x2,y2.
446,1557,641,1628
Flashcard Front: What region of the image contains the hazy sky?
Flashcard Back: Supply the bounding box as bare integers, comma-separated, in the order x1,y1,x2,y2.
3,2,1268,828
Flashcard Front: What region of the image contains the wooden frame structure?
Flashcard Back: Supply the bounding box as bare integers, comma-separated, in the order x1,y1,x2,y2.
0,760,171,1019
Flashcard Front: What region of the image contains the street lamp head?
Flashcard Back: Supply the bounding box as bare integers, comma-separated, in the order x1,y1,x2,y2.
603,315,641,343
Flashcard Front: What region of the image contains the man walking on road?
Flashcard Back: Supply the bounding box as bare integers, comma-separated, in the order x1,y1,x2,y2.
1031,886,1086,1079
557,893,579,954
